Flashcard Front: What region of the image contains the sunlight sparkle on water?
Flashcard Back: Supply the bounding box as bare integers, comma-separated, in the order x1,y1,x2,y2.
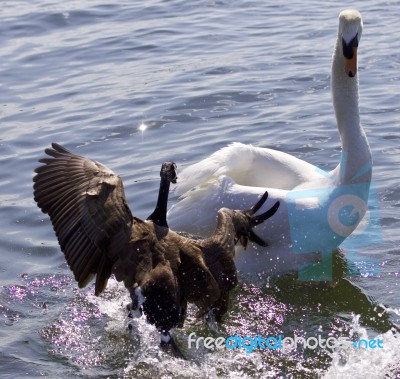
138,123,147,132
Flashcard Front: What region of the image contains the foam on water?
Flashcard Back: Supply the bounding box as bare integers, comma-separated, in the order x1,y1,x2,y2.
324,314,400,378
51,275,397,378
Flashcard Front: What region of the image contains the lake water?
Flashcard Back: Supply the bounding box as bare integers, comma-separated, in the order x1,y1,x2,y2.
1,1,399,378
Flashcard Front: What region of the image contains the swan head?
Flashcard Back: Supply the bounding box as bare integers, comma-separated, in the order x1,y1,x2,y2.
338,9,363,77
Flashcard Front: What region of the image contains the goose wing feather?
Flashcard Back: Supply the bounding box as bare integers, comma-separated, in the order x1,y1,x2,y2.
33,143,133,295
177,240,221,311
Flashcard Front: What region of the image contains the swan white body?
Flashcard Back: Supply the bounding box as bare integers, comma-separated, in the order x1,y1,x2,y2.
168,10,372,277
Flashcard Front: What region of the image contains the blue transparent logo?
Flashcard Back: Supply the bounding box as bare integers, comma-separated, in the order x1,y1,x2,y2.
286,160,380,281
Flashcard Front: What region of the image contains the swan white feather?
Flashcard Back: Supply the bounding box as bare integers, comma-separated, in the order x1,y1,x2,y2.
168,10,372,277
173,142,330,194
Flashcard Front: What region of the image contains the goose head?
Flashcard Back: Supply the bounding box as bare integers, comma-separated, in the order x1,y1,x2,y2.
338,9,363,77
231,191,280,249
161,161,177,184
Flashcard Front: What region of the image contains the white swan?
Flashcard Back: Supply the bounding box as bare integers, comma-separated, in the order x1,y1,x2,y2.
168,10,372,278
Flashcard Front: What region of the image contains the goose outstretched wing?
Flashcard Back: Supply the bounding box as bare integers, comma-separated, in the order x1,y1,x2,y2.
33,143,133,295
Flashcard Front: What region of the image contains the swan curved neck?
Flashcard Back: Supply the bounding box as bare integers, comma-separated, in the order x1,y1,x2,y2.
331,35,371,186
147,178,171,228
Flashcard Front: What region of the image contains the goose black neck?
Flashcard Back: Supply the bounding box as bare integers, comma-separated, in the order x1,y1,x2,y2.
147,177,170,228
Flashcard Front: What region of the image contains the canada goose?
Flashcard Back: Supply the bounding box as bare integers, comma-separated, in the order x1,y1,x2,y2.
33,143,279,356
198,190,280,322
168,10,371,276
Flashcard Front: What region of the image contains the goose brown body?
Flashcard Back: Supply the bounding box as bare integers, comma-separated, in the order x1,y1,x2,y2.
33,143,279,343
